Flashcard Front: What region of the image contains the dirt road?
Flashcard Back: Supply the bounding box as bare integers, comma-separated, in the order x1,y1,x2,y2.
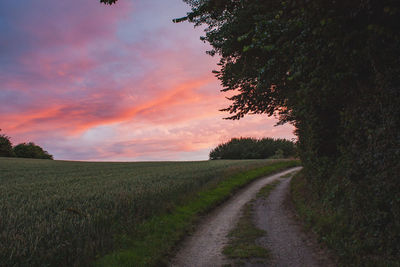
169,167,302,267
253,176,335,267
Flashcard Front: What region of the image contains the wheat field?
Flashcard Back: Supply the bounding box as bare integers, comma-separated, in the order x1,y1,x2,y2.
0,157,279,266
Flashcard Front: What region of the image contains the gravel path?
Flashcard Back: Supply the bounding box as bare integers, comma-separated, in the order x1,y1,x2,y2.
169,167,302,267
254,176,335,267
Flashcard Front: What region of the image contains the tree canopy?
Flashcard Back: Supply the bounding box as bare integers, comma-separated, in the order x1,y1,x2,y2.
0,130,54,160
209,137,296,160
100,0,118,4
13,142,54,160
175,1,400,173
0,130,14,157
176,0,399,153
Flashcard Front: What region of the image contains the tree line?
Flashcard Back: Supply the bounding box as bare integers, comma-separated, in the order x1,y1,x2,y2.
0,130,53,159
209,137,296,160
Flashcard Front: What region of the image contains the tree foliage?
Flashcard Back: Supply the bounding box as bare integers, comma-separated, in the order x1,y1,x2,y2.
100,0,118,5
13,142,53,160
0,130,15,157
0,130,54,160
175,0,400,264
209,137,296,160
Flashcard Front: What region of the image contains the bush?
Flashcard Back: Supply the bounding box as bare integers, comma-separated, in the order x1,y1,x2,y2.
0,130,15,157
13,142,53,160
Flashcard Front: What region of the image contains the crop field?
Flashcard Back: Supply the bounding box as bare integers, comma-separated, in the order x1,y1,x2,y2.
0,157,289,266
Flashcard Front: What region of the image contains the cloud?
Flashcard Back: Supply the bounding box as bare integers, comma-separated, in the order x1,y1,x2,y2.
0,0,295,161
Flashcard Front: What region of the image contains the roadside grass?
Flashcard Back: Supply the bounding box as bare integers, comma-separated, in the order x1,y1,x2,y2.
290,171,398,267
223,176,288,266
96,160,300,266
0,157,298,266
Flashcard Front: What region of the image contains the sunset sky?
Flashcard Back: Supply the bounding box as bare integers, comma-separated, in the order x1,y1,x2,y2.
0,0,295,161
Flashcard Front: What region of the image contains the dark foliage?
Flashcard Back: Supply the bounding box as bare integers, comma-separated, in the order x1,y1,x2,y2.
0,130,15,157
0,130,54,159
100,0,118,5
13,142,53,160
210,137,296,160
177,0,400,264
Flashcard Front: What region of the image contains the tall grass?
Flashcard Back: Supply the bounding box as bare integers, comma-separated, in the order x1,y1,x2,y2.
0,157,293,266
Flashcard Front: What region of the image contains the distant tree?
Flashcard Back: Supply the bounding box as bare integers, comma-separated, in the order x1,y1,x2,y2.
210,137,296,160
13,142,53,160
100,0,118,4
0,130,15,157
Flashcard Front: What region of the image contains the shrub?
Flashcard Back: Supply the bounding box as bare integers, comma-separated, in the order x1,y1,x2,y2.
13,142,53,160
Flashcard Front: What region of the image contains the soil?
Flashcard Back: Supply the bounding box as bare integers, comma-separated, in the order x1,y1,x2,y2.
253,176,336,267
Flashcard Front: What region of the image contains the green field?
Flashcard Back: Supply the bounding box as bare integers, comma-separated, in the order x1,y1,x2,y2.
0,157,297,266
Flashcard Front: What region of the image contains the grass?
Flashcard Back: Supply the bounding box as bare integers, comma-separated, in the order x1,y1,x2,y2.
0,157,299,266
223,201,270,263
256,180,282,199
223,176,288,266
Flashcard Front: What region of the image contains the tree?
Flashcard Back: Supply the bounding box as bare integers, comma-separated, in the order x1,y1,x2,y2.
13,142,53,160
209,137,296,160
175,0,399,156
173,0,399,263
100,0,118,4
0,130,14,157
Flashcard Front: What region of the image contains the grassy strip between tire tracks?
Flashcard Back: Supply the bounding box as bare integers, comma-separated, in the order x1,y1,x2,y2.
95,160,300,267
223,171,298,266
222,180,282,266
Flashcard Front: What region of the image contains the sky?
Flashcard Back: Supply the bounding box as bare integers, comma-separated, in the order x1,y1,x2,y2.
0,0,295,161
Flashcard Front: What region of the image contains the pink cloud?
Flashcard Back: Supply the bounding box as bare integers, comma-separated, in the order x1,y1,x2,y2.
1,0,295,160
